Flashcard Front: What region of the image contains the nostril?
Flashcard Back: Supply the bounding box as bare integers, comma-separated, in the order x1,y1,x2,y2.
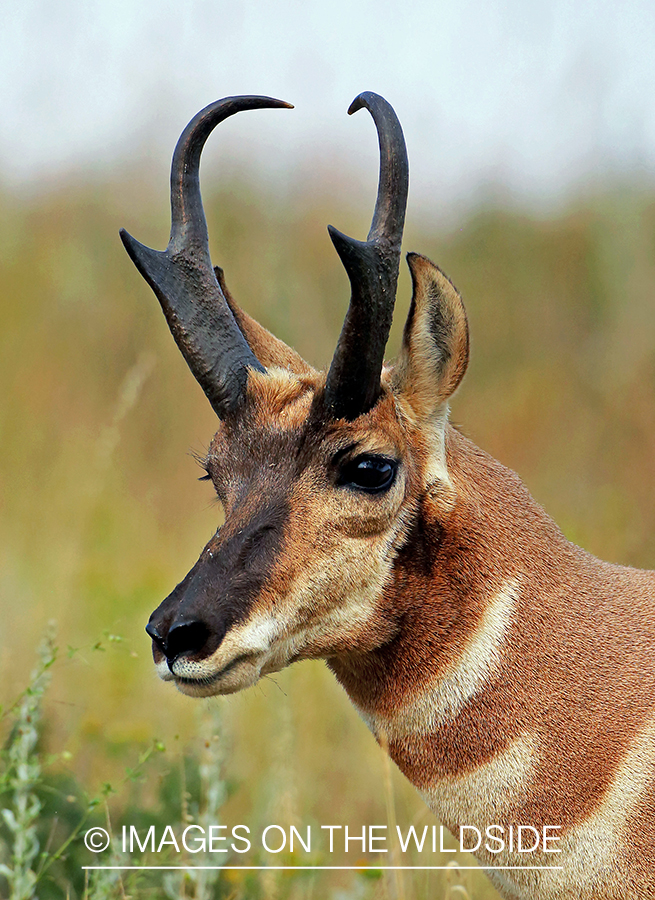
165,619,211,662
146,620,166,653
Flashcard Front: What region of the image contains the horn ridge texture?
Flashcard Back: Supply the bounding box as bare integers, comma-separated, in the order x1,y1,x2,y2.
323,91,409,421
120,96,292,417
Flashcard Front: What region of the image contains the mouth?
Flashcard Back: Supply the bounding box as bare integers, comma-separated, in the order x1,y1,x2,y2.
169,652,264,698
150,615,288,697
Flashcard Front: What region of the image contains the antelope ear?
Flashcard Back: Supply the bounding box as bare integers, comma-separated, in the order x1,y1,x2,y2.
392,253,469,419
214,267,315,376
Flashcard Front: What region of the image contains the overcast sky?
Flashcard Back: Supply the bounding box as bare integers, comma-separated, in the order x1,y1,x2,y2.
2,0,655,210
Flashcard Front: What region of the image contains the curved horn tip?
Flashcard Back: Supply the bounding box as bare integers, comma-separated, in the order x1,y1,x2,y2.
264,99,294,109
243,97,294,110
347,91,383,116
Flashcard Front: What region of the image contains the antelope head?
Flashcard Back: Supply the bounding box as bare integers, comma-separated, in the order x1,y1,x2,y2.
121,93,469,698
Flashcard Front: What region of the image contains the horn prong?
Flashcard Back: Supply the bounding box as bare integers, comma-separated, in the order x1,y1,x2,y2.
120,96,292,417
322,92,409,421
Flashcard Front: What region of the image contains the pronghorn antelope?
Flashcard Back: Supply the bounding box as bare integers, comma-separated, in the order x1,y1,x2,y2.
121,94,655,899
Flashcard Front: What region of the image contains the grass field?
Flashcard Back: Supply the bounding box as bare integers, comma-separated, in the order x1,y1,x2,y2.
1,170,655,898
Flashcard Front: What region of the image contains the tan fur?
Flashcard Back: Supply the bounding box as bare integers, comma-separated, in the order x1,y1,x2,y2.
216,266,316,375
248,367,317,422
151,253,655,899
393,253,469,414
357,578,519,740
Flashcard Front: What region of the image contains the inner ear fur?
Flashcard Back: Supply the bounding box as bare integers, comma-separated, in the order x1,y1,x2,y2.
393,253,469,419
214,266,315,376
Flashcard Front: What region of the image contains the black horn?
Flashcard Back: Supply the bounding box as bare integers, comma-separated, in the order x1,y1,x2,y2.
322,92,409,421
120,96,293,417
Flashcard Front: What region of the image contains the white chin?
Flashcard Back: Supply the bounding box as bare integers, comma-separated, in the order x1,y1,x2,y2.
156,659,175,682
173,658,262,698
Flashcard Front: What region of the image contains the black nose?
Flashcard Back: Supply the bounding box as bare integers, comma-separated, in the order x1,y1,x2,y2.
146,620,166,654
152,618,211,663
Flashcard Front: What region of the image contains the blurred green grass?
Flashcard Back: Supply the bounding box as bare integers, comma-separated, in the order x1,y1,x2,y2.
1,170,655,898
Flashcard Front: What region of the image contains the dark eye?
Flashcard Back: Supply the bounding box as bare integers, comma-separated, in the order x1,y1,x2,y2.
337,455,398,494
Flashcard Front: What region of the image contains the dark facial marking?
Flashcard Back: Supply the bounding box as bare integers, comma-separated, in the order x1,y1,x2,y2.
146,495,290,665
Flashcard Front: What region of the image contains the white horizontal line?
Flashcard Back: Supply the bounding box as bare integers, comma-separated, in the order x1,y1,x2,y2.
82,865,563,871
